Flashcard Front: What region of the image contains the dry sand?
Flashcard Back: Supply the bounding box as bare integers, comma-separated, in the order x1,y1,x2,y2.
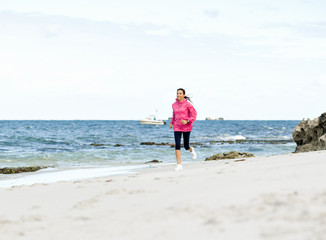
1,151,326,240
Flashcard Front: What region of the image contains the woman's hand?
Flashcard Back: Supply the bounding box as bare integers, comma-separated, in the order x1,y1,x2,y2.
169,123,173,128
181,120,188,125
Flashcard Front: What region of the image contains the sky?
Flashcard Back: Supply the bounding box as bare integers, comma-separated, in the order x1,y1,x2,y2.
1,0,326,120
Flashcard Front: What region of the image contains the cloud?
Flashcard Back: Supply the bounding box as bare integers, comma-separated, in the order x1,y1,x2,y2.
145,29,171,36
288,22,326,38
204,10,218,18
1,5,326,120
42,24,62,38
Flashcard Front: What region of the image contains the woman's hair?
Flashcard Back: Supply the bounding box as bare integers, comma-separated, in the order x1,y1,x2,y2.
177,88,192,103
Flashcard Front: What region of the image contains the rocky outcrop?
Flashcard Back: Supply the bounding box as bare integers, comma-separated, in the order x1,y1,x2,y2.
141,142,171,146
90,143,108,146
90,143,123,147
145,160,162,164
293,113,326,152
205,151,255,161
0,166,49,174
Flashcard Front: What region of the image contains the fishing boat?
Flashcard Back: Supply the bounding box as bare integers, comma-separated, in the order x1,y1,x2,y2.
139,115,166,125
205,117,224,120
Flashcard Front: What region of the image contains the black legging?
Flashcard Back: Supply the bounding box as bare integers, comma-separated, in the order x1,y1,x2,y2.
174,131,191,150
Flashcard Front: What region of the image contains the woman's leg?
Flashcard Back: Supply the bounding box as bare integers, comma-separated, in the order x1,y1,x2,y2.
175,150,181,165
184,132,197,159
183,132,191,150
174,132,182,164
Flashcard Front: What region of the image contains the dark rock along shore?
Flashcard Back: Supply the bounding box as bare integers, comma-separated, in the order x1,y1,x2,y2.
293,112,326,152
0,166,49,174
205,151,255,161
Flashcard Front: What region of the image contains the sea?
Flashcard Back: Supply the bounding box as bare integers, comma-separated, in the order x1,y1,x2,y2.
0,120,300,187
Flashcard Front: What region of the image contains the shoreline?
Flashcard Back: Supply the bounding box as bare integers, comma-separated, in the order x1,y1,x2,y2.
1,150,326,239
0,164,157,188
0,150,297,188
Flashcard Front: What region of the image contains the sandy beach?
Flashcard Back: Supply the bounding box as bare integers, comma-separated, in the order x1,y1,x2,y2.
1,151,326,240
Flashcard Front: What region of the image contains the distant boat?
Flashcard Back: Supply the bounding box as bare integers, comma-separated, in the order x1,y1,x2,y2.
206,117,224,120
140,116,167,125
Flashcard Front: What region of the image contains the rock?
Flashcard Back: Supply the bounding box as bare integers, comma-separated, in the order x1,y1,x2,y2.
90,143,123,147
141,142,156,145
234,158,246,162
293,113,326,152
205,151,255,161
90,143,106,146
145,160,162,164
0,166,50,174
141,142,175,146
141,142,170,146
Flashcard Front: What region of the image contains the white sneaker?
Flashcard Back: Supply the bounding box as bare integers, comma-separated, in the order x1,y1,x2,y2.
190,147,197,160
174,164,183,171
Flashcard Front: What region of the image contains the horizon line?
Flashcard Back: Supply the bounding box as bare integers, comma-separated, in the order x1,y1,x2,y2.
0,119,301,121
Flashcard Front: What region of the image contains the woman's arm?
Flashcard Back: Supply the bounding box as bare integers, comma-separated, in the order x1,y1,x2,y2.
170,106,175,128
170,106,175,125
188,104,197,124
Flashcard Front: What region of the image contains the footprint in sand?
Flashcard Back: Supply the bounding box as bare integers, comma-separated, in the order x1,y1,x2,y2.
72,195,101,209
75,216,91,221
105,189,120,195
0,219,13,225
204,218,220,225
20,214,44,222
31,205,41,210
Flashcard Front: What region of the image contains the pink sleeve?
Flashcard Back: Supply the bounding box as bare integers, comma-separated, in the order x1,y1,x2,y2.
188,104,197,124
171,106,175,125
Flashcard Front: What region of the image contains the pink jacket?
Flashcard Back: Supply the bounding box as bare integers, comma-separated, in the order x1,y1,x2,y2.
171,98,197,132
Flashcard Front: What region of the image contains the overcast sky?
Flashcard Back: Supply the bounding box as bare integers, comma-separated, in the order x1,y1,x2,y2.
1,0,326,120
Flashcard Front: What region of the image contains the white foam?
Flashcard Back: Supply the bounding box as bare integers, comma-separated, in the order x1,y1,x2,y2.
220,135,246,141
0,165,148,188
276,136,292,140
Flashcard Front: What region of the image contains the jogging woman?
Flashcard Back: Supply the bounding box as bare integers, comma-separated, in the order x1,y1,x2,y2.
169,88,197,171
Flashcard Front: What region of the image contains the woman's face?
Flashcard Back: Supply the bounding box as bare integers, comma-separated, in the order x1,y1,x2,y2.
177,90,185,101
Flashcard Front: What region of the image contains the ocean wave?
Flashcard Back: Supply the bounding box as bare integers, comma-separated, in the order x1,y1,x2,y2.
194,135,247,141
219,135,247,141
16,136,72,146
275,136,292,140
257,136,292,140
